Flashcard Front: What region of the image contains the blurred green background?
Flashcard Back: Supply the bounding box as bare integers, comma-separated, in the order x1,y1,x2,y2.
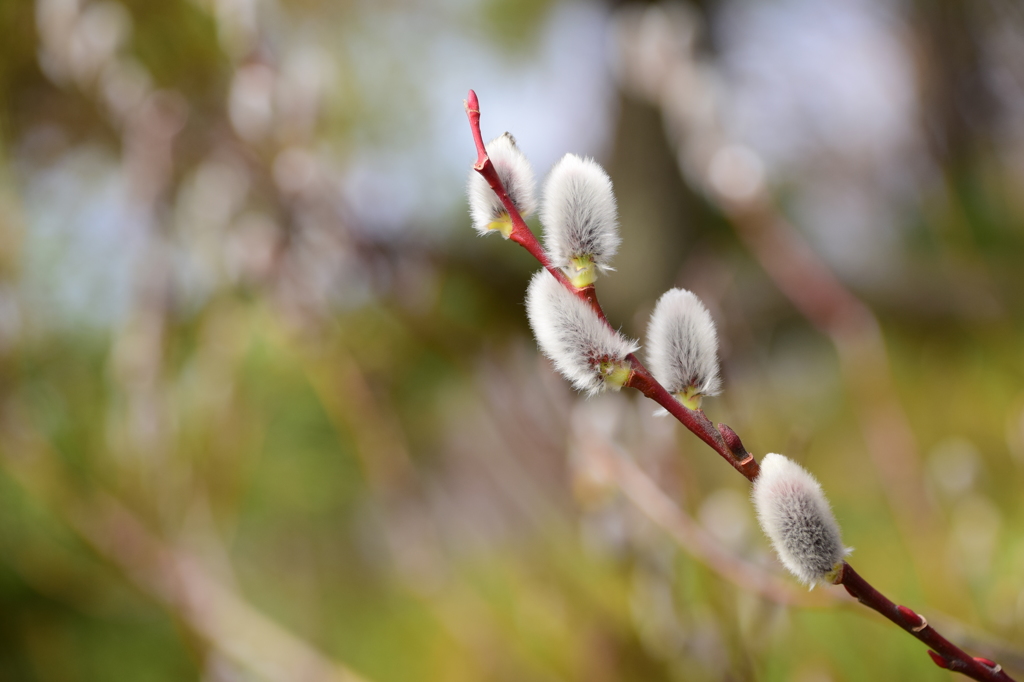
0,0,1023,680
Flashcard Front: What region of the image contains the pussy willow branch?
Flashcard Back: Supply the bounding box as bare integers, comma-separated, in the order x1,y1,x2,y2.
464,90,1016,682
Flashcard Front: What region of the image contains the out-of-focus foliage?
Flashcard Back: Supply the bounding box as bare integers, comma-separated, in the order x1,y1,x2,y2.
0,0,1023,681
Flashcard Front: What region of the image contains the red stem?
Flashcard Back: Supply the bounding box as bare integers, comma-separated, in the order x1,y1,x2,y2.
837,563,1014,681
465,91,576,293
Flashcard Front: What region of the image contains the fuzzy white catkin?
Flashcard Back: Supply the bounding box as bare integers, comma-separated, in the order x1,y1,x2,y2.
467,133,538,234
540,154,620,270
752,453,848,586
645,288,721,397
525,270,639,395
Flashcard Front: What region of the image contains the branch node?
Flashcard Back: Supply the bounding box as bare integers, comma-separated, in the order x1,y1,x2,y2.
974,657,1001,673
898,605,928,632
927,650,949,669
717,423,746,456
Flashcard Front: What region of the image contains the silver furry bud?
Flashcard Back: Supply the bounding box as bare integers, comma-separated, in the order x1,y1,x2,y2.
540,154,620,286
525,270,639,395
467,133,537,237
752,453,849,586
646,288,721,408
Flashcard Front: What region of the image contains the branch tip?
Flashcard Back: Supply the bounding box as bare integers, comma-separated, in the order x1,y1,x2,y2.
464,90,480,117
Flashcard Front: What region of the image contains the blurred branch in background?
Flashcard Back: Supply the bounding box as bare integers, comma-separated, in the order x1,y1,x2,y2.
0,426,370,682
614,0,953,608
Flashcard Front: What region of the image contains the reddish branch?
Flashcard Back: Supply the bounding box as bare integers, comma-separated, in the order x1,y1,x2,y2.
625,361,759,480
464,89,1016,682
466,91,573,291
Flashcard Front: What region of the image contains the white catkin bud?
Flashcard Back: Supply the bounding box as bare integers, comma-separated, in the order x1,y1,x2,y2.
467,133,537,236
752,453,849,586
645,288,721,408
525,270,639,395
540,154,620,285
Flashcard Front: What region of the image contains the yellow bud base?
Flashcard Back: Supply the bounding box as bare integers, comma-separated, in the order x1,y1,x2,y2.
486,213,514,239
568,256,597,288
601,362,632,391
676,385,704,410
